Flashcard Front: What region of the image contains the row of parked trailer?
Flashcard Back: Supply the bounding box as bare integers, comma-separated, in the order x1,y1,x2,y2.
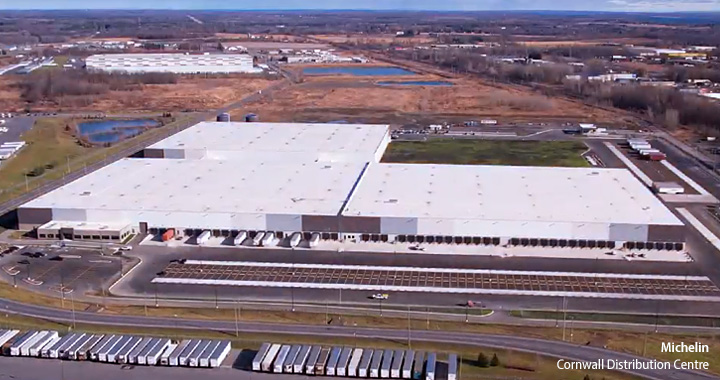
252,343,457,380
0,329,231,368
626,138,666,161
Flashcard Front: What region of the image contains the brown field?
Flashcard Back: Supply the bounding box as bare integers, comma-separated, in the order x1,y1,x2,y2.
0,75,272,113
514,37,659,47
232,74,630,125
216,33,305,41
312,34,437,44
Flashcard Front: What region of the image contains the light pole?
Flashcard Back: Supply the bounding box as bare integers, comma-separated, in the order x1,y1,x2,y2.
70,291,76,330
407,305,411,349
291,288,295,312
234,301,239,337
561,296,568,341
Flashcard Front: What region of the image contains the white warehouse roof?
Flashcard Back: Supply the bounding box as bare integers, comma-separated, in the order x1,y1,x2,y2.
85,53,261,74
146,122,391,163
343,163,683,226
23,158,367,221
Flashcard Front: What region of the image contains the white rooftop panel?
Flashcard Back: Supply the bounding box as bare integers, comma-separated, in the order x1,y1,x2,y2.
148,122,390,163
24,158,366,216
343,163,683,226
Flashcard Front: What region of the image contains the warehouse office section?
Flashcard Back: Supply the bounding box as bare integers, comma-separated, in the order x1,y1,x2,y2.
17,122,686,250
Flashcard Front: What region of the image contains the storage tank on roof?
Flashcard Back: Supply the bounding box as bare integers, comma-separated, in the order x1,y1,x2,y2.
216,113,231,122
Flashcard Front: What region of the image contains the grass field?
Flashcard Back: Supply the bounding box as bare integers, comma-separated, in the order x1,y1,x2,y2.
381,139,589,167
0,118,98,199
0,114,194,204
512,310,720,328
0,313,641,380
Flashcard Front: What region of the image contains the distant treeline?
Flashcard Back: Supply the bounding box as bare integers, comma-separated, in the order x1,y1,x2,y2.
392,48,720,132
20,70,178,103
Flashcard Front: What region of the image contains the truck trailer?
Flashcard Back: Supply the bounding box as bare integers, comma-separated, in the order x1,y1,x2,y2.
261,344,281,372
293,345,312,374
145,339,172,366
196,231,211,246
447,354,458,380
359,349,374,377
337,347,353,376
305,346,322,375
274,345,291,373
348,348,364,377
326,347,342,376
159,342,178,366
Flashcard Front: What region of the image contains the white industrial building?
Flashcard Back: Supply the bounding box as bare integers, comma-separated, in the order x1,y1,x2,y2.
341,163,685,249
17,122,685,249
142,122,391,163
85,54,262,74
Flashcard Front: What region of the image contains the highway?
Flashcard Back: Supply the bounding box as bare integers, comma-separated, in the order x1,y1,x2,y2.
0,297,716,380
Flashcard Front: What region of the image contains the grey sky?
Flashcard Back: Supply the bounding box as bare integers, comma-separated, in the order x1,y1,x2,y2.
3,0,720,11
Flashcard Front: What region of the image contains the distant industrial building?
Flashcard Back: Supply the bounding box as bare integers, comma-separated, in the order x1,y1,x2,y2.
85,54,261,74
17,122,685,249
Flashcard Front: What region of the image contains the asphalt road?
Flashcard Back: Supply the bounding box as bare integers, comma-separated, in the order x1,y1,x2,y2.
0,297,716,380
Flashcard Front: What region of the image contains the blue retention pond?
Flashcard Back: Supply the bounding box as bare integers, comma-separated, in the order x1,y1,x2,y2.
377,80,453,86
302,66,416,76
77,119,161,144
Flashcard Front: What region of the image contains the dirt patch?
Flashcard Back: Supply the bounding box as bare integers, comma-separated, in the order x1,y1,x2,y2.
233,75,628,125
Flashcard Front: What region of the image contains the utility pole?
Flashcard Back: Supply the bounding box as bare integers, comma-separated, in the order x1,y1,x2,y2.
426,307,430,330
234,301,239,337
70,291,76,330
561,296,568,341
407,305,411,349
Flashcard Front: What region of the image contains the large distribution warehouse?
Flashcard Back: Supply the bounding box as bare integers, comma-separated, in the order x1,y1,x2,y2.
17,121,685,250
85,53,261,74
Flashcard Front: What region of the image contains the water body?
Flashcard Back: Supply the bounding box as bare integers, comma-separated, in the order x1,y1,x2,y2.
302,66,416,76
77,119,161,144
377,80,453,86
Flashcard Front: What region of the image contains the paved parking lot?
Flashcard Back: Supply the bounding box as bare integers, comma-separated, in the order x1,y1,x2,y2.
153,261,720,300
0,246,125,295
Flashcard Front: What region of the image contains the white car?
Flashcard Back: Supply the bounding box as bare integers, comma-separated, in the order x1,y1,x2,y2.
370,293,389,300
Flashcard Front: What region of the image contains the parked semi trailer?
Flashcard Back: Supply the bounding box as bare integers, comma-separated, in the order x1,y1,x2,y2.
391,349,405,378
145,339,172,366
447,354,458,380
402,350,415,379
274,345,291,373
305,346,322,375
326,347,342,376
337,347,353,376
359,349,374,377
315,347,331,376
293,345,312,374
261,344,281,372
425,353,436,380
159,342,178,366
348,348,364,377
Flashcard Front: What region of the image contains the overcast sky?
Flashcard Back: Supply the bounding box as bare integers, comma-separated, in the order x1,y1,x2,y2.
4,0,720,11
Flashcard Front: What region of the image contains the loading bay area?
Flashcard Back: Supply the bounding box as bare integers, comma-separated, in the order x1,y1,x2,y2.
151,261,720,301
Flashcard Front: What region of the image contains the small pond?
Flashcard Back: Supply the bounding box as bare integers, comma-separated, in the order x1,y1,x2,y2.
77,119,161,144
302,66,416,76
377,80,453,86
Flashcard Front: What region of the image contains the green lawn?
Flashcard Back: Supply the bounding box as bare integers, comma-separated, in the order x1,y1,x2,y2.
382,139,589,167
511,310,720,328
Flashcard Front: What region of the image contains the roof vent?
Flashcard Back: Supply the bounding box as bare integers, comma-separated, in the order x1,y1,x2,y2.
80,191,91,196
